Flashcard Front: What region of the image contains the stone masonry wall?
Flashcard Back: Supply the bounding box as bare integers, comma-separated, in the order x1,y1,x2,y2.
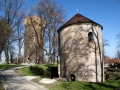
24,15,44,64
58,23,103,82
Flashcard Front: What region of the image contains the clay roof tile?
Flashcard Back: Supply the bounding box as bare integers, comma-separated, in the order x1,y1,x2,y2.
57,13,103,33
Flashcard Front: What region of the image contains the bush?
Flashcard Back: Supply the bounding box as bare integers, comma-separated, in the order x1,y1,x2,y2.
24,64,58,78
117,63,120,68
115,74,120,80
29,66,51,78
29,66,44,75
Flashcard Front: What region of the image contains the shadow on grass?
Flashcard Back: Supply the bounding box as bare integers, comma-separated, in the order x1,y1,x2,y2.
29,66,51,78
59,81,120,90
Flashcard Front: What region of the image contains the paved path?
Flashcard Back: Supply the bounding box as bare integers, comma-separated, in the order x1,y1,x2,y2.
0,68,48,90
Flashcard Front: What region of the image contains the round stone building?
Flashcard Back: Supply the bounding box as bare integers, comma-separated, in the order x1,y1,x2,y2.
57,13,104,82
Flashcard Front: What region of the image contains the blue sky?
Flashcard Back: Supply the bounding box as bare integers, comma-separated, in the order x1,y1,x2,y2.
27,0,120,58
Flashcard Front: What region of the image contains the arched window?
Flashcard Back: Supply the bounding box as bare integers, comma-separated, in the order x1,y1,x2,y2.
88,32,93,42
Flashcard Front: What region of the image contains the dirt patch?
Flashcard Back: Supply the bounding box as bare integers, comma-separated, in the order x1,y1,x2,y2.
14,69,24,76
31,78,61,89
31,77,41,82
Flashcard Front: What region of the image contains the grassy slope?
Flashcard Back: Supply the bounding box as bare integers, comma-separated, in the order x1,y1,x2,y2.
21,67,35,76
0,64,24,69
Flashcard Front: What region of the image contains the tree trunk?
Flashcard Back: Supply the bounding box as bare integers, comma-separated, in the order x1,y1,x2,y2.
5,49,9,64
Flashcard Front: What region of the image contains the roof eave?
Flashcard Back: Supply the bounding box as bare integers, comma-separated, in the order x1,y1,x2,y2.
57,22,103,33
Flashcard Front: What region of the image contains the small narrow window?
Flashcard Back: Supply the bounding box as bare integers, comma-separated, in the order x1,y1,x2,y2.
27,58,30,60
88,32,93,42
28,45,30,48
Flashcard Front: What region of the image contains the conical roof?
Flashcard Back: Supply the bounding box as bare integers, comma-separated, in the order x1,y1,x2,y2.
57,13,103,33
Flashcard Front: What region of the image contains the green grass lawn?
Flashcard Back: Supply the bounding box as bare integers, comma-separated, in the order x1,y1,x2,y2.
21,65,51,78
21,67,35,76
46,80,120,90
0,64,25,69
32,78,120,90
20,65,120,90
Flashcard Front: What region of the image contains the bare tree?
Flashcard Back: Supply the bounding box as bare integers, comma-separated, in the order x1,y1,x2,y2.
34,0,66,64
116,50,120,58
116,32,120,59
26,0,66,64
102,39,109,62
117,33,120,48
0,20,12,61
91,26,104,82
15,24,24,64
0,0,26,64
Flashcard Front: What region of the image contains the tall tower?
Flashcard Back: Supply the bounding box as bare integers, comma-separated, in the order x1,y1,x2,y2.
24,15,44,64
57,13,104,82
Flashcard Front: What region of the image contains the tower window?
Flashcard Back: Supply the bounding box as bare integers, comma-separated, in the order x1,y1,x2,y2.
88,32,93,42
28,45,30,48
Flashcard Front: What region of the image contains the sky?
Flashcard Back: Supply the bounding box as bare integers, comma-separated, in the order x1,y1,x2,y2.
26,0,120,58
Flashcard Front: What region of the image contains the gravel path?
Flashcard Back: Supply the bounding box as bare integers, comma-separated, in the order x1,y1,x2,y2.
0,68,48,90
